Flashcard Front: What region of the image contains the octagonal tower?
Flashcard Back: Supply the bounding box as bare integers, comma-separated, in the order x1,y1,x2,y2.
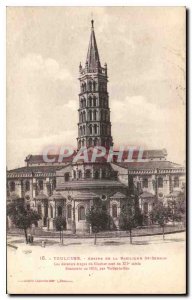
77,20,113,150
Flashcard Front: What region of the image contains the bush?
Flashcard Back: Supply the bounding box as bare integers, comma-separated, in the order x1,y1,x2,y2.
55,216,66,231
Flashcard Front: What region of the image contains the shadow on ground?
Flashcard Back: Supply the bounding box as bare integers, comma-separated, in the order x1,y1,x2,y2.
102,241,125,246
132,241,149,245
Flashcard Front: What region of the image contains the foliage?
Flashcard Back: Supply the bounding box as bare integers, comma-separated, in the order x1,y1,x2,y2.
86,205,110,233
7,199,41,242
119,198,140,231
168,190,186,225
150,202,171,227
55,216,66,231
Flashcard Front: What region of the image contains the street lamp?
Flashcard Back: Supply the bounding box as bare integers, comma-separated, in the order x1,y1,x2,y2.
61,225,64,245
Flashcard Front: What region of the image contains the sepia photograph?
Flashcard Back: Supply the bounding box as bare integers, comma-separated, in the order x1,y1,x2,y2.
6,6,186,294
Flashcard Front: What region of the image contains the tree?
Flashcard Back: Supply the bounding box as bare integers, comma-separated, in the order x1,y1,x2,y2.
172,189,186,226
55,216,66,245
7,199,41,243
86,205,110,245
119,196,140,244
150,202,171,240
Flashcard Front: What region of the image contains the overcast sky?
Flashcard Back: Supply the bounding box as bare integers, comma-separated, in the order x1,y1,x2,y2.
7,7,185,169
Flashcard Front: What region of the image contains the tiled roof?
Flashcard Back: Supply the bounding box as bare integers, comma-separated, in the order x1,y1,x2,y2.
25,154,75,164
49,191,65,200
7,165,64,175
56,179,126,190
23,148,167,166
110,192,126,199
74,191,99,200
140,192,155,199
115,160,183,170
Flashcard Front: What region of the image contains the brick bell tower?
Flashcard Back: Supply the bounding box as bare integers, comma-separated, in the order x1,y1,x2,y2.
77,20,113,150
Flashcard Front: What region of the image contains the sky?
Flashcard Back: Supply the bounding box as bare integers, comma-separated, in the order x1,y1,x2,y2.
7,7,186,169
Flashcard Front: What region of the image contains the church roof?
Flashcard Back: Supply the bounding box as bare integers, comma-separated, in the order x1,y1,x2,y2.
86,20,101,70
115,160,184,171
49,191,65,200
110,192,127,199
25,154,75,164
56,179,126,191
140,192,155,199
35,192,48,200
7,165,65,178
74,191,99,200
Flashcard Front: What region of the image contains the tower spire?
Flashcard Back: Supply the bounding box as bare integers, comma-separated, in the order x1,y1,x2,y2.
77,21,113,149
86,20,101,70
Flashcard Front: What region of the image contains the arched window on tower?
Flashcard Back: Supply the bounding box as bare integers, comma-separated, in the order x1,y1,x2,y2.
88,138,92,147
93,81,96,91
93,96,97,107
83,82,86,92
100,111,103,121
78,140,81,149
93,110,97,121
89,124,92,135
89,110,92,121
89,81,92,92
83,111,86,122
94,124,97,134
82,139,85,147
73,170,76,179
88,96,92,107
94,138,98,146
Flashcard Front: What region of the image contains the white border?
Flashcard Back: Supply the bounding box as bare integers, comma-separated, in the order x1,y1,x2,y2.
0,0,191,299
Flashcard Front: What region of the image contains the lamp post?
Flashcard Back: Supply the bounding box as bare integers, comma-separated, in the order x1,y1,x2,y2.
67,188,76,234
72,199,76,234
61,225,64,245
